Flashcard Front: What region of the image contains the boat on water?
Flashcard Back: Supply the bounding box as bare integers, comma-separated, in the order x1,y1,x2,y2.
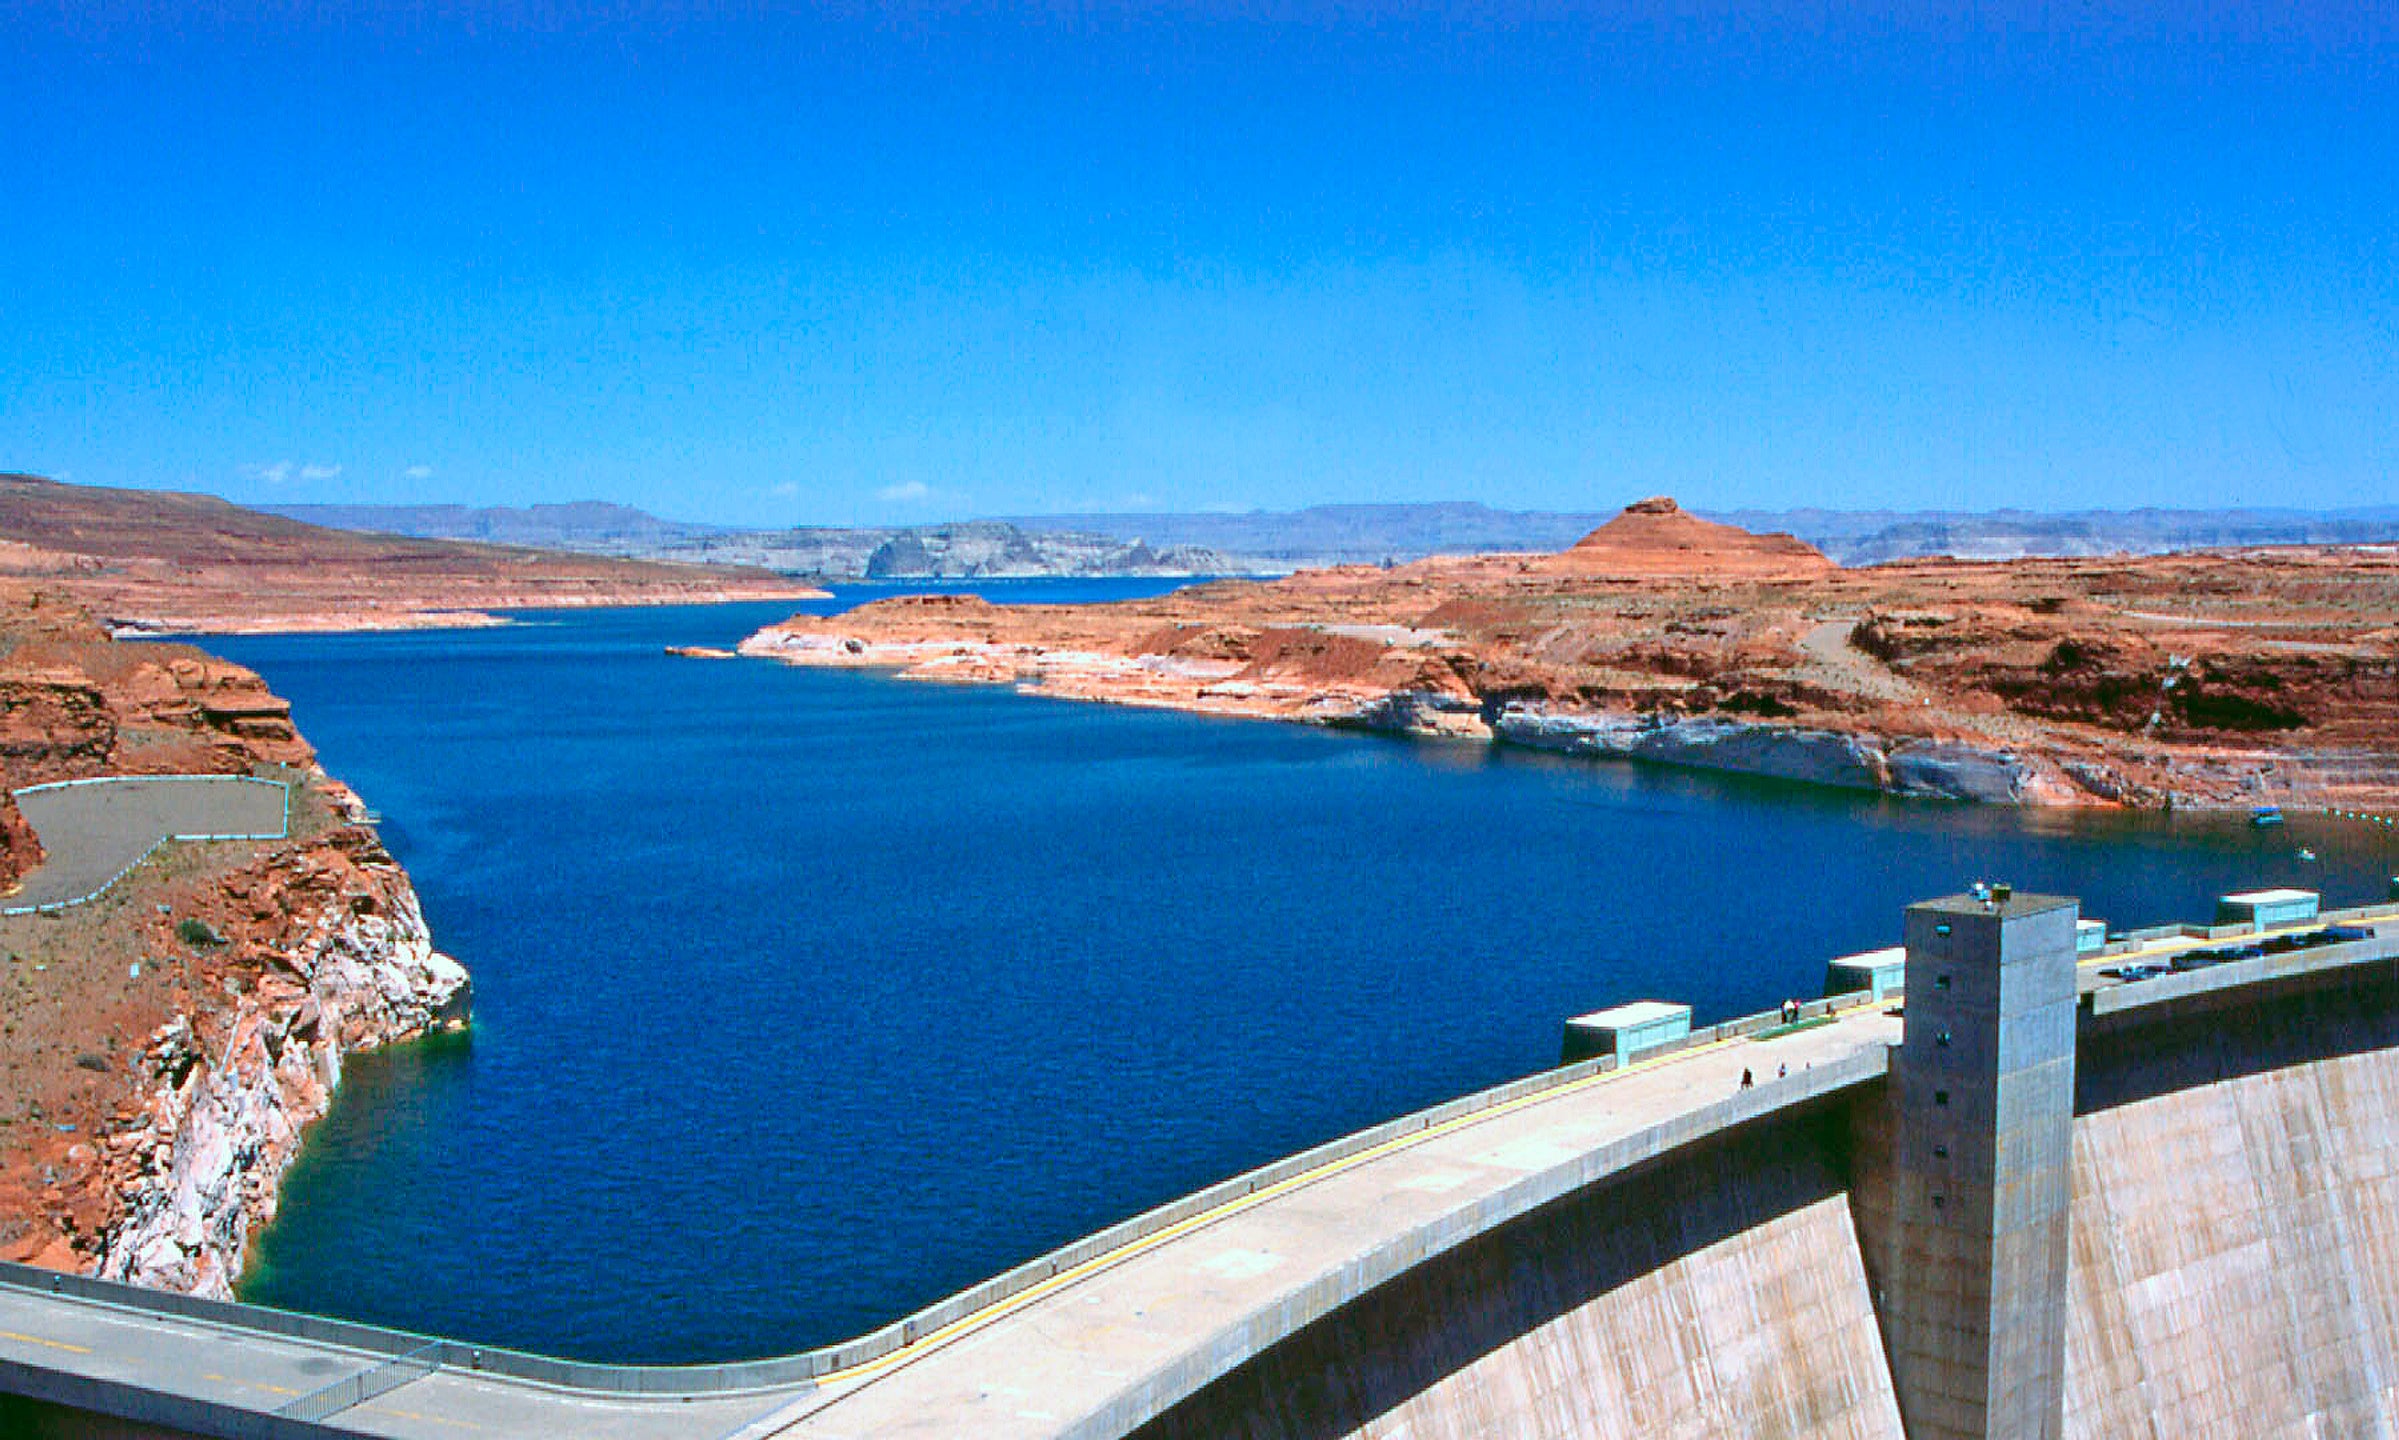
2251,805,2285,828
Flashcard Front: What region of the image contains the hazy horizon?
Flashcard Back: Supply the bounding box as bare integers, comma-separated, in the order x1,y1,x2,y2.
6,6,2393,526
247,492,2399,530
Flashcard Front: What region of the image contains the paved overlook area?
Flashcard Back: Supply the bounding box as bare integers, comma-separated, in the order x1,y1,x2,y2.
4,776,289,913
5,896,2399,1439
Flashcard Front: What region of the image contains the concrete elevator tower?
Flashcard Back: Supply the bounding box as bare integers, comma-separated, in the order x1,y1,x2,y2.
1876,891,2080,1440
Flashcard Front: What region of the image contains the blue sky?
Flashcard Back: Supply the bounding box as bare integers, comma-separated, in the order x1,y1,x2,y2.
2,4,2392,526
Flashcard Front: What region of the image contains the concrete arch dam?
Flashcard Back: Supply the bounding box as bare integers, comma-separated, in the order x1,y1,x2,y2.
1139,921,2399,1440
4,893,2399,1439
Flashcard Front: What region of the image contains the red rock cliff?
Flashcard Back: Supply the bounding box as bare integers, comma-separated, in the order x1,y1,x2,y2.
0,585,469,1294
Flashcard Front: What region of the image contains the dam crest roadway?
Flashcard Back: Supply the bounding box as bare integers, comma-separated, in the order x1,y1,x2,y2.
4,886,2399,1438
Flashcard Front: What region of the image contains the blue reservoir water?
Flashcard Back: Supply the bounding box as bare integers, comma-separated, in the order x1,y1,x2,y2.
201,586,2399,1363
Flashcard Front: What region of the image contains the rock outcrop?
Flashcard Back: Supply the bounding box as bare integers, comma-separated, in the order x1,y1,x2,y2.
92,832,467,1296
1494,705,1893,792
1537,496,1836,578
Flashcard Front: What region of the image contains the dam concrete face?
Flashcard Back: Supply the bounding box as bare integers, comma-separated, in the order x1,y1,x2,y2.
1126,1112,1905,1440
1874,895,2079,1440
2066,977,2399,1436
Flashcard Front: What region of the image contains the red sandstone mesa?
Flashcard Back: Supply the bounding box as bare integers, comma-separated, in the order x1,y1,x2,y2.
742,498,2399,811
1533,495,1836,578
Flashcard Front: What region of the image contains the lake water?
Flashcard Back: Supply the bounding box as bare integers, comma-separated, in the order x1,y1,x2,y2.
201,585,2398,1363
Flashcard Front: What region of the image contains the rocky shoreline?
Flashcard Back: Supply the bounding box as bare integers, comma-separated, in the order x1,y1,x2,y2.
1484,703,2399,809
735,502,2399,814
737,626,2399,810
1485,704,2047,802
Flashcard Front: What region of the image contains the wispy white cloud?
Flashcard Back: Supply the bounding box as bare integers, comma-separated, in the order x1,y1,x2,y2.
768,480,801,498
876,480,933,504
241,460,340,485
402,464,433,481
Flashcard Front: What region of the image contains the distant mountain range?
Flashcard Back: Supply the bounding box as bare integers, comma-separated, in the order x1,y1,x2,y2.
263,501,706,552
264,505,1242,579
266,500,2399,575
642,521,1237,579
1006,503,2399,566
1713,506,2399,565
995,502,1612,566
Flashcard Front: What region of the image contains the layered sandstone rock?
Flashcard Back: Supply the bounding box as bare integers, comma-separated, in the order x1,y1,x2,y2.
1536,496,1836,578
91,832,467,1296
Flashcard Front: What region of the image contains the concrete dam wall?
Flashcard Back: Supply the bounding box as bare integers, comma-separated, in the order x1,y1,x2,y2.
1131,1108,1906,1440
1134,941,2399,1439
2068,978,2399,1437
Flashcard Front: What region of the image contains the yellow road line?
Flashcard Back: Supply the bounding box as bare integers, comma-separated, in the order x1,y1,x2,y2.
1,1328,92,1355
365,1403,484,1431
811,1007,1876,1388
201,1372,298,1396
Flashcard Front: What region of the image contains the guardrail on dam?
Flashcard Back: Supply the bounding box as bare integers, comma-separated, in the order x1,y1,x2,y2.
4,890,2399,1439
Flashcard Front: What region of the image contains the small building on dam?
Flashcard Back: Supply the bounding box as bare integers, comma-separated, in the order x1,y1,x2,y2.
6,886,2399,1439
